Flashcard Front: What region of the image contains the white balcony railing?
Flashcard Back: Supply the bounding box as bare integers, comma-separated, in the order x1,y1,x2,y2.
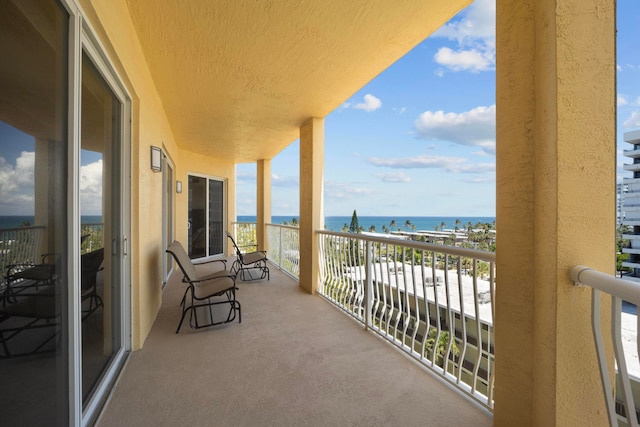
317,230,496,410
570,266,640,427
81,223,104,254
232,222,258,250
266,224,300,279
0,225,45,286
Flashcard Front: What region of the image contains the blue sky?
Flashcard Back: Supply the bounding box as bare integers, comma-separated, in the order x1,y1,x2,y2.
238,0,640,217
0,0,637,218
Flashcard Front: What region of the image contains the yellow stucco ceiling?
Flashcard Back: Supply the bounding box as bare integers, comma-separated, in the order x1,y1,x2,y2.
125,0,471,163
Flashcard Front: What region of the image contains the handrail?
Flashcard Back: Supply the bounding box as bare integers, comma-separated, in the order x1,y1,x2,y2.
570,265,640,427
317,229,496,263
571,265,640,306
266,222,299,230
0,225,46,234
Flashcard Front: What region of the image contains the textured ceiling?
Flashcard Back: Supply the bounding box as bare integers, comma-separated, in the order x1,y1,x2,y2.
125,0,470,163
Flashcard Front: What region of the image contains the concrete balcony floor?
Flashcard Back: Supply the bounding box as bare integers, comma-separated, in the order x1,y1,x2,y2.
97,262,492,426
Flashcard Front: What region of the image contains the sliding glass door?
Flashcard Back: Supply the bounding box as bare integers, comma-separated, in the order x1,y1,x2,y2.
163,159,174,283
80,50,124,410
0,1,70,424
0,1,130,425
188,175,225,259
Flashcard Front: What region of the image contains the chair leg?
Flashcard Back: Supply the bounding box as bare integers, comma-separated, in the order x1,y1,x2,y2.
176,289,194,333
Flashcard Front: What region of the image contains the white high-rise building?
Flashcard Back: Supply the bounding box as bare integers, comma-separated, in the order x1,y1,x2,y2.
622,130,640,278
618,182,628,223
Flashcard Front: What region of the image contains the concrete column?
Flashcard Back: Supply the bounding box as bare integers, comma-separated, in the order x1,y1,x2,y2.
299,117,324,294
495,1,615,426
256,159,272,251
34,139,50,257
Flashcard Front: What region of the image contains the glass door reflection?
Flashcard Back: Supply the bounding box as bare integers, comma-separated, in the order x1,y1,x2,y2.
80,51,122,406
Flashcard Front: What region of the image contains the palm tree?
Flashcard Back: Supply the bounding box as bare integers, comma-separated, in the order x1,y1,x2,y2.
434,225,440,232
369,225,377,232
382,225,389,233
404,219,412,230
440,221,446,231
455,218,461,232
389,219,397,229
425,328,460,368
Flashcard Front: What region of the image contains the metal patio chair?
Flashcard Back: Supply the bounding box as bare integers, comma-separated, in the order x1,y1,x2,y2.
166,241,241,333
225,231,269,281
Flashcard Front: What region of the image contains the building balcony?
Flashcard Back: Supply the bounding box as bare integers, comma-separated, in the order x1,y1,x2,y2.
623,163,640,172
624,149,640,159
96,261,492,426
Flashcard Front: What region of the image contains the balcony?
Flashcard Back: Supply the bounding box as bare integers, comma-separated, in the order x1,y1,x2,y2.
96,257,492,426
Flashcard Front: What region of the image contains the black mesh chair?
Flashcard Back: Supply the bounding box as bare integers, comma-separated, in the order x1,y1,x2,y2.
226,231,269,281
166,241,240,333
81,248,104,318
0,249,104,357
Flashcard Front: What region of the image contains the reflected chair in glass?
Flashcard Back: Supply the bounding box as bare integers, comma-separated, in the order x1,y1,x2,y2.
0,248,107,357
3,254,57,306
80,248,104,318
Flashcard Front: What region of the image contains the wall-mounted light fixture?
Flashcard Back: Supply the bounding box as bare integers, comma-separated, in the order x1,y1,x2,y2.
176,180,182,193
150,146,162,172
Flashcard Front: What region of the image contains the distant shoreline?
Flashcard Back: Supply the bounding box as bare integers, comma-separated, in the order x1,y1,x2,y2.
237,215,495,233
0,215,103,229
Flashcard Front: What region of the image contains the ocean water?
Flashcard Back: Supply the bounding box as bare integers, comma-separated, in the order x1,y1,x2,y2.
237,215,495,232
0,215,103,228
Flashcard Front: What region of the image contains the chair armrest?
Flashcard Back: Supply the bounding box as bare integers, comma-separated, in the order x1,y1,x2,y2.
184,272,236,285
40,253,57,263
192,259,227,269
6,263,36,278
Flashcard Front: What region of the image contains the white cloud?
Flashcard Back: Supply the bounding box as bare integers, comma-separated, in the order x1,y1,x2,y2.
324,180,373,200
432,0,495,73
369,155,466,170
414,104,496,154
454,163,496,173
618,94,629,106
623,111,640,128
373,172,412,183
434,47,493,72
236,170,256,185
80,160,103,215
462,176,495,184
393,107,407,115
434,0,495,41
0,151,34,214
368,154,494,174
272,174,299,187
353,94,382,112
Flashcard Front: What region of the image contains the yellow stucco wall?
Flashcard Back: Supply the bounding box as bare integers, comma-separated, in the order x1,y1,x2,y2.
79,0,236,349
495,0,615,425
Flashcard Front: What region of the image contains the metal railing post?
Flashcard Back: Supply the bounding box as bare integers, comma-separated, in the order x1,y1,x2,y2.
279,226,284,270
365,240,372,331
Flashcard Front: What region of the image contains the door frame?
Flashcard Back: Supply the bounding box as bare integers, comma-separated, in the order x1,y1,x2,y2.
187,172,227,261
72,8,132,426
162,154,175,286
